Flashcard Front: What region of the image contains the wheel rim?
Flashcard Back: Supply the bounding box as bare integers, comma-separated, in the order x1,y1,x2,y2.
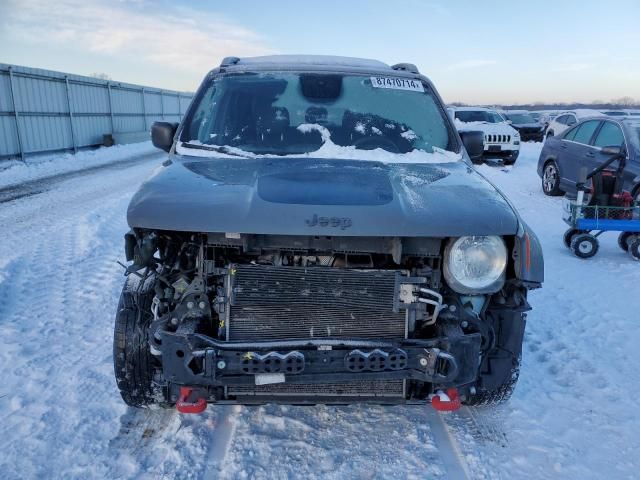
578,240,593,254
543,164,557,192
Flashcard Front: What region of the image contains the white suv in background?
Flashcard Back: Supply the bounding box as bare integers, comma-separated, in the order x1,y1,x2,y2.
448,107,520,165
545,109,604,137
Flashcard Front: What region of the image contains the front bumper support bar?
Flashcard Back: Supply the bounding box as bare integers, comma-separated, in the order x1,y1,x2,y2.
158,331,482,389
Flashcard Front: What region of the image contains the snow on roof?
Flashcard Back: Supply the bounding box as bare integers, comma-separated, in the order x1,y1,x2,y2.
236,55,390,69
558,108,605,118
448,106,495,112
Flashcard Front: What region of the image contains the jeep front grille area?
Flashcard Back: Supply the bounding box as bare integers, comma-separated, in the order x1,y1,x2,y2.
227,264,407,341
485,134,511,143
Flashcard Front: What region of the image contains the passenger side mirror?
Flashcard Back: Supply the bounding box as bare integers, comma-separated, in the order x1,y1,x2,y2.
151,122,178,152
601,145,622,156
459,130,484,163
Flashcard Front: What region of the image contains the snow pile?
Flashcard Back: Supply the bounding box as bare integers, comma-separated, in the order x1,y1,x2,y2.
0,142,156,190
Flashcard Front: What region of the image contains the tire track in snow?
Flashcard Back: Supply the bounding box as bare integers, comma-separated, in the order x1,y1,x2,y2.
0,155,164,479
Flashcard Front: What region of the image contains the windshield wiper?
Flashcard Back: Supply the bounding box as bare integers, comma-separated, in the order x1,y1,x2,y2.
180,142,252,159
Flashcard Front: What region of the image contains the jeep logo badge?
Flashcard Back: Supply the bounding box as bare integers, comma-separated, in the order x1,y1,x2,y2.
305,214,352,230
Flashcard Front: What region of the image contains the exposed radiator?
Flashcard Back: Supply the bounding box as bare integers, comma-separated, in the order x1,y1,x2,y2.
227,264,406,341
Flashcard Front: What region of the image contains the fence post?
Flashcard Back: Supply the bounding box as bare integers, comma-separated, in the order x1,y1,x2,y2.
160,90,164,121
107,82,115,134
141,87,147,132
7,66,25,161
177,93,181,117
64,76,77,153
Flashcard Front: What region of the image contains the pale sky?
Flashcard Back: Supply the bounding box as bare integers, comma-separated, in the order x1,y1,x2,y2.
1,0,639,104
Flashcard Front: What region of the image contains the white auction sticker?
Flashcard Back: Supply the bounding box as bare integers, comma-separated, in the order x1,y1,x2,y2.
370,76,424,92
255,373,285,385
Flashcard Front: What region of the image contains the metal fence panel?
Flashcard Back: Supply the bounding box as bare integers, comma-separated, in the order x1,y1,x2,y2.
0,116,18,157
0,63,194,160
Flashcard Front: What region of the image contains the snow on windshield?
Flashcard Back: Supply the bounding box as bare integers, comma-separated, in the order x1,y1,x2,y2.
177,124,461,164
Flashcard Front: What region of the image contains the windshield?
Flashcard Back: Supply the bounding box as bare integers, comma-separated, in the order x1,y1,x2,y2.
179,72,456,157
506,113,536,123
454,110,503,123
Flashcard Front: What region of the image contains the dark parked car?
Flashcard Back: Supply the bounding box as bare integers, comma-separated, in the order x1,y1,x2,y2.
114,55,543,411
538,118,640,199
503,110,545,142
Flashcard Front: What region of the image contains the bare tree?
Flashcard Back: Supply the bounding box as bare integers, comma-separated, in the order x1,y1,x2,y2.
612,96,638,107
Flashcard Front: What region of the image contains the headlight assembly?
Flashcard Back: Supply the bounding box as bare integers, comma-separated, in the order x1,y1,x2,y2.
443,236,507,294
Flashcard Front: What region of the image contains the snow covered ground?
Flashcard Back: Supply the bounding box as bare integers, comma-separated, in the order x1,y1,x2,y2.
0,142,156,190
0,142,638,479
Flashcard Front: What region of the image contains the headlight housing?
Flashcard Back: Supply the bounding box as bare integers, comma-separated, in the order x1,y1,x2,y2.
443,236,507,294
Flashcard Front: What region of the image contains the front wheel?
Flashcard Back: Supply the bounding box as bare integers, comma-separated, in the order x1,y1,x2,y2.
113,274,168,408
464,310,525,406
571,233,599,259
542,161,563,196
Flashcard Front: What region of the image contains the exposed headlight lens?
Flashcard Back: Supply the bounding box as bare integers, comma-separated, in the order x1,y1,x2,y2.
444,236,507,294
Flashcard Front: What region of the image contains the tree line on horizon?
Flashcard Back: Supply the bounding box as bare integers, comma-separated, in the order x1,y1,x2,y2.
450,96,639,110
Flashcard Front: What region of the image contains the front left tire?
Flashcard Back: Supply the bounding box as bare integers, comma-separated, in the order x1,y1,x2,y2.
464,310,526,406
113,274,168,408
503,150,520,166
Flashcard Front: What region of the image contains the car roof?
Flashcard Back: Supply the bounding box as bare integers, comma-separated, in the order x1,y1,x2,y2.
557,109,605,119
217,55,422,77
232,55,389,69
622,118,640,126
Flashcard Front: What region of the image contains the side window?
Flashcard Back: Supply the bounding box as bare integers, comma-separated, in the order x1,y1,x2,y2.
566,115,577,126
556,115,568,125
563,125,579,141
572,120,601,145
593,122,624,148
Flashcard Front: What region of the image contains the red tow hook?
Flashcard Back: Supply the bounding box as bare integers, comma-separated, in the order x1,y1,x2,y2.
431,388,461,412
176,387,207,414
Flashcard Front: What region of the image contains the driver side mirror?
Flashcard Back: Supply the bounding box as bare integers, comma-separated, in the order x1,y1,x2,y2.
151,122,178,152
506,120,513,125
459,130,484,163
601,145,623,156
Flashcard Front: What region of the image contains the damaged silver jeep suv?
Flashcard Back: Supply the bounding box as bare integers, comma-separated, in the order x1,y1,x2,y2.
113,55,543,412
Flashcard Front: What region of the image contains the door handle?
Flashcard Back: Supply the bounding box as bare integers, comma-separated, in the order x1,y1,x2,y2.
585,151,595,158
561,143,567,149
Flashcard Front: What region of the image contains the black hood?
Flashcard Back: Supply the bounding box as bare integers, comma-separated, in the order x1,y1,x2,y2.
127,155,520,237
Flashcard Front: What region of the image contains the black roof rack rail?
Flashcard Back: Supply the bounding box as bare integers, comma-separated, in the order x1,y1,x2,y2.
391,63,420,74
220,56,241,67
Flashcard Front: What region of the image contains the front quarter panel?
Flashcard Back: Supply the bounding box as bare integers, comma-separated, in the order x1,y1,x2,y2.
513,221,544,286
